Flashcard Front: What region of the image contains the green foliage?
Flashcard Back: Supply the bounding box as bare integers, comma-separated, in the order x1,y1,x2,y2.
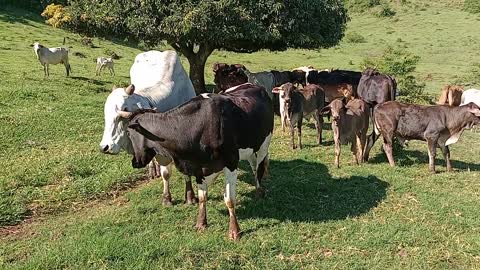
41,4,71,28
361,46,432,104
345,31,366,43
374,3,396,17
65,0,348,52
463,0,480,14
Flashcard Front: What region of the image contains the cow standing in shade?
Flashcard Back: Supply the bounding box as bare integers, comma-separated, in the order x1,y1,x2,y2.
370,101,480,173
99,50,197,206
126,84,274,240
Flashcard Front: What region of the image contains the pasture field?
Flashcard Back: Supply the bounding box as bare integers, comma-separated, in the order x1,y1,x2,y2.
1,4,480,269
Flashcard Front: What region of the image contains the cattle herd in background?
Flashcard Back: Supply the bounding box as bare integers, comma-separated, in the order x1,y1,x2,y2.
30,42,480,240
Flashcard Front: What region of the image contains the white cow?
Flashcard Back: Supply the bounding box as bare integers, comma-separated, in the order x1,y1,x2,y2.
461,88,480,107
99,50,197,205
95,57,115,76
33,42,71,77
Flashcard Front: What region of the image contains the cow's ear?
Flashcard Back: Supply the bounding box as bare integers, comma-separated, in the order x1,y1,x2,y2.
320,105,331,115
272,87,281,94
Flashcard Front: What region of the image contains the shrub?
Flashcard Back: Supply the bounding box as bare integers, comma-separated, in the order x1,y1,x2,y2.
360,46,433,104
463,0,480,14
375,4,396,17
345,32,366,43
345,0,381,12
41,4,71,28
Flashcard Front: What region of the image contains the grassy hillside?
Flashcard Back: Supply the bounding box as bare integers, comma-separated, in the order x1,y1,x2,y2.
1,4,480,269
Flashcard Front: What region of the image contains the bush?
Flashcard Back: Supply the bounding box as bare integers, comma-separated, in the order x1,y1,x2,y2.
345,32,366,43
41,4,71,28
360,46,433,104
345,0,381,12
463,0,480,14
375,4,396,17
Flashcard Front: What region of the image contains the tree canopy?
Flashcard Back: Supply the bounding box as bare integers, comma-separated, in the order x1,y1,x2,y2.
64,0,348,93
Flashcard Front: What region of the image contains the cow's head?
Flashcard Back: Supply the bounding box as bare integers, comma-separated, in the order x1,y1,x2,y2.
321,98,346,125
99,84,151,154
272,83,297,113
466,102,480,118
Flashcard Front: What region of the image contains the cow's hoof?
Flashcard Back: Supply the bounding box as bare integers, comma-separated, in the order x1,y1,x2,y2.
229,230,241,241
255,188,266,199
185,197,198,205
162,196,173,207
195,223,207,232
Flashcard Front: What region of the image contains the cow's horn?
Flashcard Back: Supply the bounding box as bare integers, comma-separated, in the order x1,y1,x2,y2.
125,84,135,95
117,109,133,118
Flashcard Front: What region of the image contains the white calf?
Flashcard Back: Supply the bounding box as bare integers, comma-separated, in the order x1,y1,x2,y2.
95,57,115,76
33,42,71,77
461,89,480,107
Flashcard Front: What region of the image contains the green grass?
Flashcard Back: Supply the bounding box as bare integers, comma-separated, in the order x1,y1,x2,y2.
1,4,480,269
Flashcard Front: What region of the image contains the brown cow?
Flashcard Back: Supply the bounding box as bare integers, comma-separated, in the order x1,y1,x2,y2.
212,63,248,92
437,85,464,106
369,101,480,173
273,83,325,149
321,98,369,168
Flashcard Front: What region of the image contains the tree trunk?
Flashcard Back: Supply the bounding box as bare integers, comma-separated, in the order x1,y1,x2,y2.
188,56,208,94
170,42,214,95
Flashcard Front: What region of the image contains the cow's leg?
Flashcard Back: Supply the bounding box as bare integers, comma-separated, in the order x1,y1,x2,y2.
314,110,323,145
42,64,47,77
290,124,296,149
334,137,341,168
439,144,452,172
383,136,395,167
64,63,69,76
195,182,208,231
356,134,365,164
351,139,359,165
253,133,271,199
160,164,173,206
364,107,376,162
426,138,438,173
184,176,198,205
46,64,49,77
297,124,303,150
195,172,219,231
224,168,240,240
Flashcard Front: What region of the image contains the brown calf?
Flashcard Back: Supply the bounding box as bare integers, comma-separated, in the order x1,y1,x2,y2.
273,83,325,149
368,101,480,173
321,98,369,168
437,85,464,106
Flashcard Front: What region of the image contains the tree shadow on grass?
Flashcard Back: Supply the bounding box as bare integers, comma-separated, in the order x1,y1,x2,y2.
369,148,480,171
234,159,388,225
0,8,41,28
70,76,107,86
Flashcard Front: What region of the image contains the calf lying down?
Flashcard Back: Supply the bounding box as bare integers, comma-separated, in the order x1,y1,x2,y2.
125,84,273,240
369,101,480,173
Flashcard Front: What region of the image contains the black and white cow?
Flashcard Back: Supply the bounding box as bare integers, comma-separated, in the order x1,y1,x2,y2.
125,83,274,240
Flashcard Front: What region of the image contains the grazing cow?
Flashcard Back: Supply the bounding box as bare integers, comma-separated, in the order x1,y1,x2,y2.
95,57,115,76
126,84,274,240
320,99,369,168
357,68,397,161
369,101,480,173
461,88,480,107
99,50,197,206
212,63,248,92
33,42,71,77
437,85,464,106
272,83,325,149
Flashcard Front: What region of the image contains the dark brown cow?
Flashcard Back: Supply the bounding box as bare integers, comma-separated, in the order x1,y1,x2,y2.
321,98,369,168
368,101,480,173
212,63,248,92
357,68,397,161
273,83,325,149
437,85,464,106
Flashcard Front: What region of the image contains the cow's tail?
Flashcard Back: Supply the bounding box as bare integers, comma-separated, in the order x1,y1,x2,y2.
390,76,397,101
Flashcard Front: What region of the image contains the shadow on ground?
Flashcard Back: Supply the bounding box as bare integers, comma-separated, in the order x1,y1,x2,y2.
235,159,389,224
369,148,480,171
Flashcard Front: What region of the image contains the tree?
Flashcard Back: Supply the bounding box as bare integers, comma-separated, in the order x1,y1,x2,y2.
64,0,348,94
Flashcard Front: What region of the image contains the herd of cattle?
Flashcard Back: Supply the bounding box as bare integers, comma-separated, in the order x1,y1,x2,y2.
33,44,480,240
